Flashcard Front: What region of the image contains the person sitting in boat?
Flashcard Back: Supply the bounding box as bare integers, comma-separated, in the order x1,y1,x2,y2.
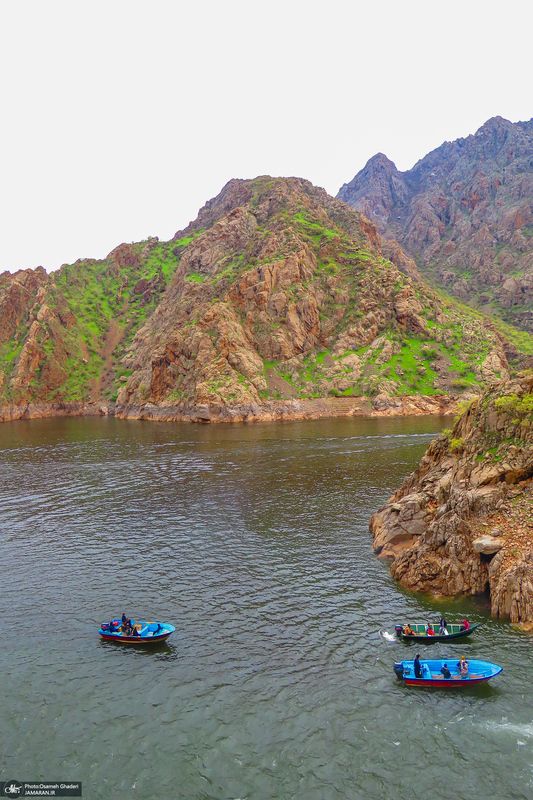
458,656,469,677
403,624,414,636
460,619,470,631
426,624,435,636
414,654,422,678
123,619,133,636
131,626,140,637
440,663,452,679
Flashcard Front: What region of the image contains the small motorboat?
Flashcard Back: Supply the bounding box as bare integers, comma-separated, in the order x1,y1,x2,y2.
99,619,175,644
393,657,502,687
395,621,480,642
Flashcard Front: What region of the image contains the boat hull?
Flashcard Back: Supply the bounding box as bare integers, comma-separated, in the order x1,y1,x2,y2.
403,675,493,687
99,631,172,644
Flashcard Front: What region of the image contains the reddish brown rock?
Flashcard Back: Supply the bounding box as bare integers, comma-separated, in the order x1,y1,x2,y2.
370,373,533,626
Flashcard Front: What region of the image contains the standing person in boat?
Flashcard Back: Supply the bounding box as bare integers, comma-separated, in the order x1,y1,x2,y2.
121,613,128,627
414,654,422,678
439,616,447,630
439,622,448,636
440,663,452,679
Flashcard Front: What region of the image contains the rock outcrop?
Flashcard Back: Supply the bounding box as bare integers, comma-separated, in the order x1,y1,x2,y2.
370,372,533,625
338,117,533,335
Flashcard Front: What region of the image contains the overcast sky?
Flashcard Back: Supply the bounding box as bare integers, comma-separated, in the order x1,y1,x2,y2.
2,0,532,273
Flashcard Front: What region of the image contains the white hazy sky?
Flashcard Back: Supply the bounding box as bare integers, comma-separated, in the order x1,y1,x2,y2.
2,0,532,273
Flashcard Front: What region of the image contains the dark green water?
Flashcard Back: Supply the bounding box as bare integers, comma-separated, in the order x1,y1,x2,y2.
0,415,531,800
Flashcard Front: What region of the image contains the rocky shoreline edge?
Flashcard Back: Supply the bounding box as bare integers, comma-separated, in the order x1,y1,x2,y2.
0,392,460,424
370,373,533,628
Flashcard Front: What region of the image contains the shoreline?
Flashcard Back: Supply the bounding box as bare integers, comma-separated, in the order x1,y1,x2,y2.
0,394,461,425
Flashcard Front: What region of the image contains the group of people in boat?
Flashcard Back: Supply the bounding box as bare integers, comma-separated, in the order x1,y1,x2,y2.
402,617,470,637
413,653,470,680
120,613,140,637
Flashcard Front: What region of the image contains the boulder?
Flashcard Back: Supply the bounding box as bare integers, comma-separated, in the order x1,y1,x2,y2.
472,535,504,554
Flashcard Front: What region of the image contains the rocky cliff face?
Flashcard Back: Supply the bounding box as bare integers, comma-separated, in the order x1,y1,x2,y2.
0,176,529,421
370,373,533,625
338,117,533,334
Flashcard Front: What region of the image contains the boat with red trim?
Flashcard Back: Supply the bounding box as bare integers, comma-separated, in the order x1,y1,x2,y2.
99,619,175,644
393,657,502,687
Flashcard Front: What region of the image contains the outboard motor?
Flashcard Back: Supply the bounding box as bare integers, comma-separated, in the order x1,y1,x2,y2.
393,662,404,679
395,625,403,637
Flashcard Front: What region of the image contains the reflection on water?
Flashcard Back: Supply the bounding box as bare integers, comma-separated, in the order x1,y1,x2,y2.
1,416,533,800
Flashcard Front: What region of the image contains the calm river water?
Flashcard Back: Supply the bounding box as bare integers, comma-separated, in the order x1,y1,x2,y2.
0,415,532,799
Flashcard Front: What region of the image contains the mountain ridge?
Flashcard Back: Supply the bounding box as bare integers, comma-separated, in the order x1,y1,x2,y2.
338,116,533,333
1,175,532,423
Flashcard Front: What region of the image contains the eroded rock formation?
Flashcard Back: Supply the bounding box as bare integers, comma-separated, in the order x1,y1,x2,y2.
370,373,533,625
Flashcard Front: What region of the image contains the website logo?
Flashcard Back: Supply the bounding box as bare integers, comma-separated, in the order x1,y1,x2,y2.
2,782,23,797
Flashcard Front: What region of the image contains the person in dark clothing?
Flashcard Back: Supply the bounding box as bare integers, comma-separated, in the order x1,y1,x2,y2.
440,663,452,679
122,613,128,626
414,653,422,678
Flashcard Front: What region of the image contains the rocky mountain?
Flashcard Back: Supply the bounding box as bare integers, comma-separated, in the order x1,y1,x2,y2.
338,117,533,335
0,176,530,422
370,372,533,625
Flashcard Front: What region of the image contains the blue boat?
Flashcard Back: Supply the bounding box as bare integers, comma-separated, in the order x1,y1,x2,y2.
393,657,502,687
99,619,175,644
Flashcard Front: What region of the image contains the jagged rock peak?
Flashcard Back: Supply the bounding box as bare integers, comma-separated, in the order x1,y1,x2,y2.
338,153,399,192
175,176,350,241
337,152,408,227
475,115,514,134
359,152,399,175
